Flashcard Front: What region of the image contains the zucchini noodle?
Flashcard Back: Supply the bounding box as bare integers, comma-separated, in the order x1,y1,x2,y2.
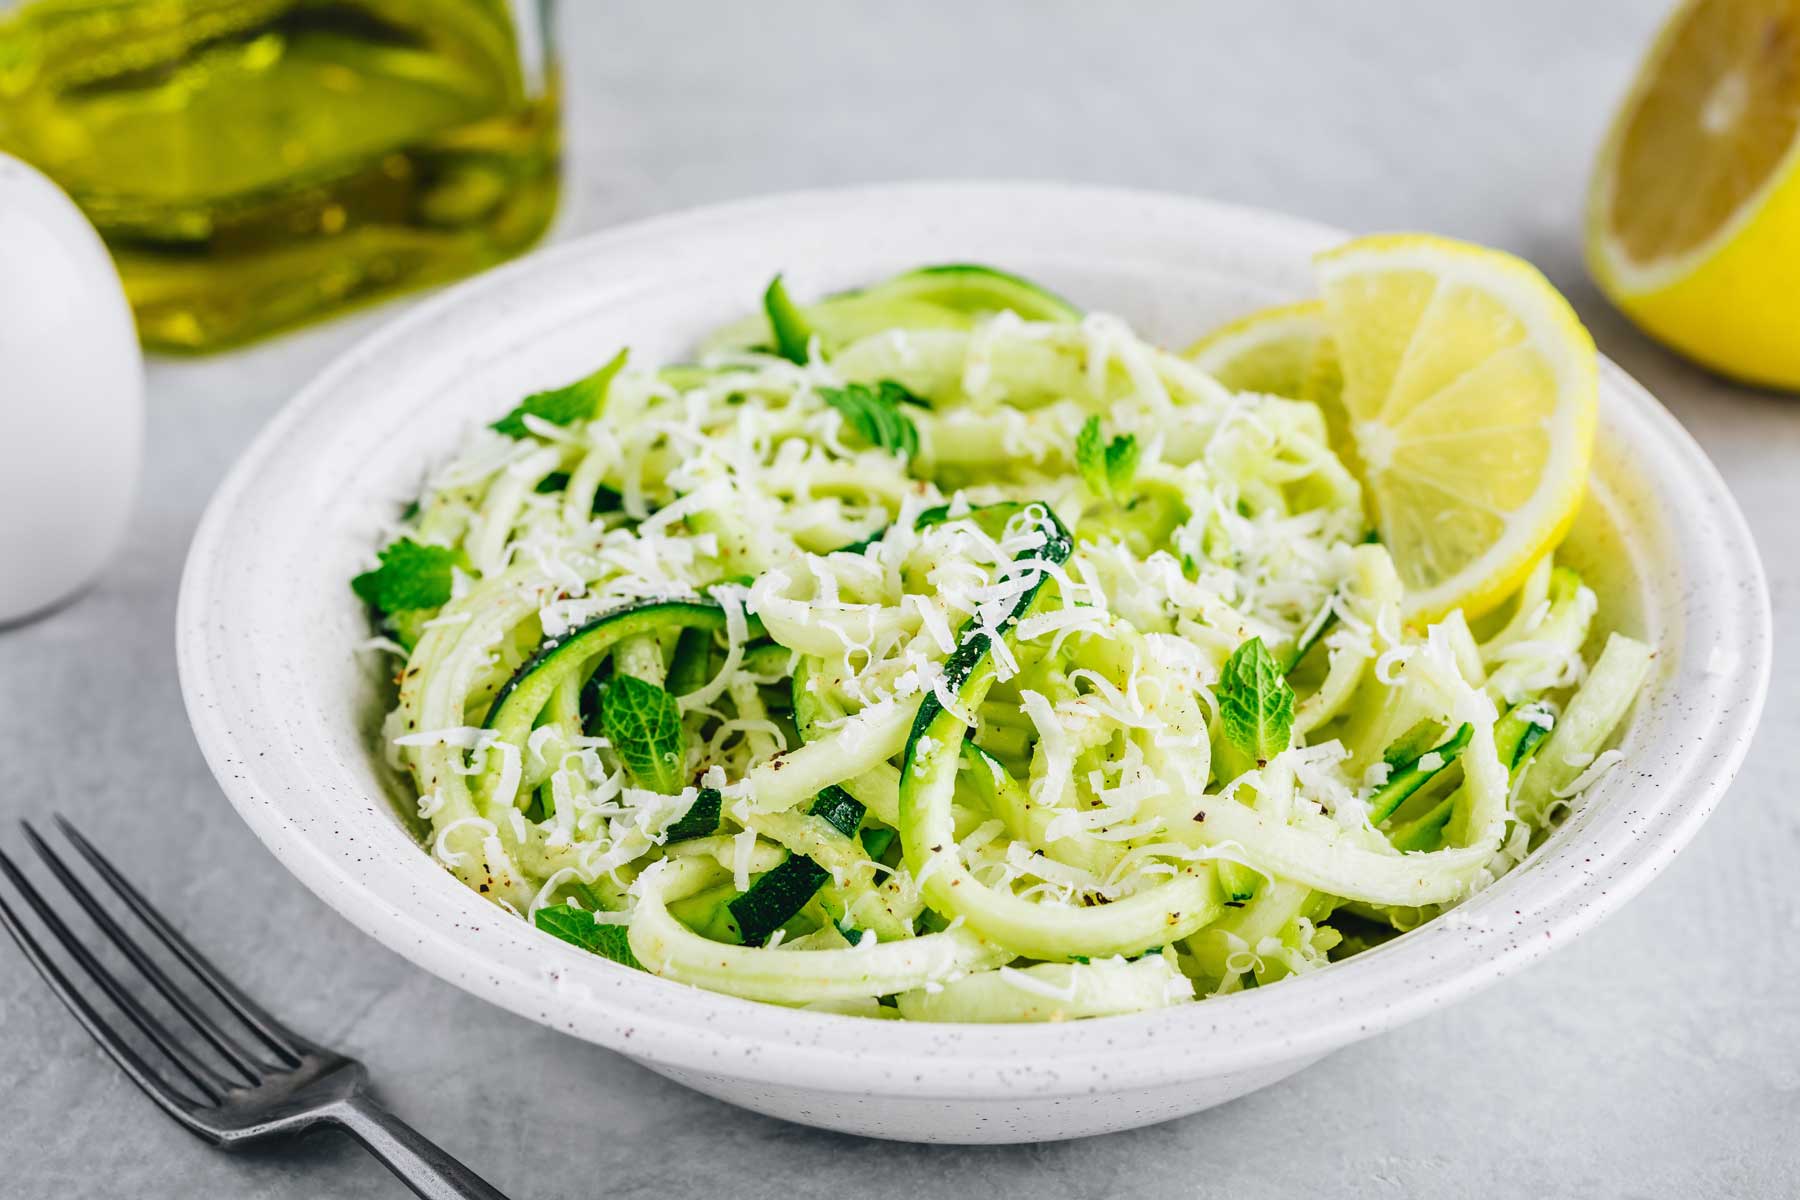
356,264,1650,1021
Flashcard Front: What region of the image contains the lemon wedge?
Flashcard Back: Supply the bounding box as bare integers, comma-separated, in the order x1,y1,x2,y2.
1185,299,1359,471
1588,0,1800,389
1184,301,1329,398
1313,235,1598,623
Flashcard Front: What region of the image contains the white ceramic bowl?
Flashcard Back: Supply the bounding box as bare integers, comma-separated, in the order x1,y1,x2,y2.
178,183,1771,1144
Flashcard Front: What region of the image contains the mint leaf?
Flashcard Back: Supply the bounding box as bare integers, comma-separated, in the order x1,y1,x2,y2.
764,274,814,364
1103,432,1138,493
1216,636,1296,774
491,348,628,438
817,380,922,459
600,674,687,794
351,538,459,615
534,904,641,969
1075,415,1137,498
1076,415,1106,494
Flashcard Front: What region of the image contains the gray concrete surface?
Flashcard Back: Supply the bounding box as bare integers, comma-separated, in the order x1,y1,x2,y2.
3,2,1795,1196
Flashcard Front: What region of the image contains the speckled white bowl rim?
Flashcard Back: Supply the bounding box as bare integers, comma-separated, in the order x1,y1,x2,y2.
178,182,1771,1102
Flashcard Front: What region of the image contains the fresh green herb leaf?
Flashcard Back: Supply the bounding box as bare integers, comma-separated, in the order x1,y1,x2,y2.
1076,415,1106,494
664,786,722,842
1074,415,1138,498
1103,432,1138,492
534,903,641,969
1216,636,1297,775
351,538,459,616
764,275,813,364
600,674,686,794
491,348,628,438
817,380,922,458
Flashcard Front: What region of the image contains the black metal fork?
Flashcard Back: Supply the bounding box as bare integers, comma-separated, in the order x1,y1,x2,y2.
0,817,509,1199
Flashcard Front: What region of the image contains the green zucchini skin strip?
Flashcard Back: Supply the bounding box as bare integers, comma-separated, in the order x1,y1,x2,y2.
705,264,1082,360
1367,722,1473,824
663,626,715,697
897,263,1083,322
727,856,832,946
664,787,723,843
763,275,813,364
913,501,1025,539
1284,607,1339,675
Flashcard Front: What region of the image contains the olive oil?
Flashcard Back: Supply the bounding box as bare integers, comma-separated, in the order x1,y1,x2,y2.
0,0,559,351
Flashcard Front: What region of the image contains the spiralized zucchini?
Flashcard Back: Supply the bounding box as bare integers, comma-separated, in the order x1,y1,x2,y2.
357,265,1650,1022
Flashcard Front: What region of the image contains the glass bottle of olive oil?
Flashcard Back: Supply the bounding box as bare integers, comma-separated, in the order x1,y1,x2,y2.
0,0,560,351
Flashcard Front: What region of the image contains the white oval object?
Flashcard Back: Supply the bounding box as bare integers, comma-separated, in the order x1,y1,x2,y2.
0,154,143,624
177,184,1770,1143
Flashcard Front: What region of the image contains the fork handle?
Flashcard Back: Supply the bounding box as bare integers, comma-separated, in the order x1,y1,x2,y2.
330,1095,511,1200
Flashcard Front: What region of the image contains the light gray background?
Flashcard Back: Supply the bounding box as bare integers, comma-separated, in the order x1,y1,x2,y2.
2,2,1794,1196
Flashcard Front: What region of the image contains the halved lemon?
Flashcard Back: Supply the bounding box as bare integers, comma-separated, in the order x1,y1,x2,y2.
1314,235,1598,623
1588,0,1800,389
1184,301,1329,398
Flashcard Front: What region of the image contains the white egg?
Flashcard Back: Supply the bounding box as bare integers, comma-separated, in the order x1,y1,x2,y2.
0,152,144,625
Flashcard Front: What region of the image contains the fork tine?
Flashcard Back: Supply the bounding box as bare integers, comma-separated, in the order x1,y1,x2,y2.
54,816,304,1066
22,821,267,1086
0,846,224,1112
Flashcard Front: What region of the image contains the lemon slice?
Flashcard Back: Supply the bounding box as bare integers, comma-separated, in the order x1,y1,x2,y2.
1314,235,1598,622
1186,300,1361,472
1185,301,1329,397
1588,0,1800,389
